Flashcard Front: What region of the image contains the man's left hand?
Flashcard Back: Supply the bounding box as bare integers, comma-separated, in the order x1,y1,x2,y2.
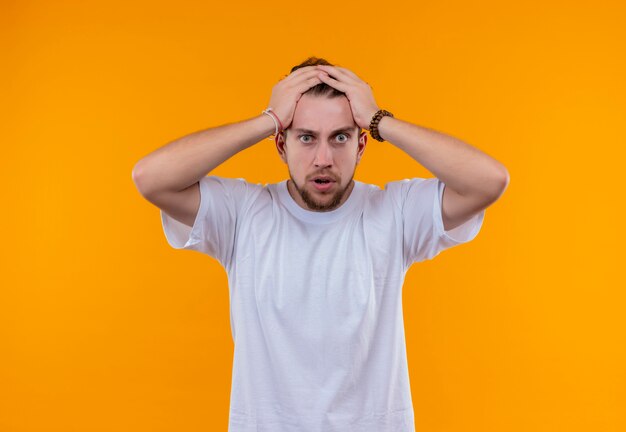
315,64,380,131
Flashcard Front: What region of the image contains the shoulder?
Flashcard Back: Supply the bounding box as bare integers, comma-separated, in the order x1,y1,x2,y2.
198,176,272,213
358,177,438,209
200,176,267,195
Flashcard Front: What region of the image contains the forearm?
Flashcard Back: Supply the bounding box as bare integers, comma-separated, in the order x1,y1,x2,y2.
133,113,275,195
376,116,509,197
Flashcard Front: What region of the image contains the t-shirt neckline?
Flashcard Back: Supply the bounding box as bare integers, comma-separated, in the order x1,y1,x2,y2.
277,179,363,224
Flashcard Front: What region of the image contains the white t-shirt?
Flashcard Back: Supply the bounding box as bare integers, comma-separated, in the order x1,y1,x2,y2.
160,176,485,432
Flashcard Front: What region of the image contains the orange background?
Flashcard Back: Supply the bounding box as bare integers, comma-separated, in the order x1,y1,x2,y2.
2,0,625,431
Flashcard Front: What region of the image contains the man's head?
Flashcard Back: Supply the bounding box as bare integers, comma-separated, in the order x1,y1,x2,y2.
276,57,367,212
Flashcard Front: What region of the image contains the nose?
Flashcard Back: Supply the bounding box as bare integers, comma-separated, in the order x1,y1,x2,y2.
313,141,333,168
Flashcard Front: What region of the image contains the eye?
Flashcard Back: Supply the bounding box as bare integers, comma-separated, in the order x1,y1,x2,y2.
336,133,349,143
299,134,313,143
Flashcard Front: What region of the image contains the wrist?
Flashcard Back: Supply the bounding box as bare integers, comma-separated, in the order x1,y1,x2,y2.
261,108,285,140
258,112,279,138
368,109,394,142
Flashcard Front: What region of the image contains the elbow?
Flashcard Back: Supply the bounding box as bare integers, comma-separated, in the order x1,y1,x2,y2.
499,166,510,191
490,166,510,201
132,161,150,197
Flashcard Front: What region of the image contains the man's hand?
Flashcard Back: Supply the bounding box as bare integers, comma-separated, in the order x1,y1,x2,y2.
315,64,381,130
267,66,326,130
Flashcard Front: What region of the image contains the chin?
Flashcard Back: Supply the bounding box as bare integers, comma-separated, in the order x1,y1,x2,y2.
288,169,355,212
301,181,348,211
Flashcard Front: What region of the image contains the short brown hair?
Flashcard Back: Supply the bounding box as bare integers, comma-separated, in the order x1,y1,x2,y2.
283,56,361,139
289,56,346,99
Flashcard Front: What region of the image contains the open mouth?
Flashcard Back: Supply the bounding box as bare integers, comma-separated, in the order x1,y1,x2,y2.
310,176,336,192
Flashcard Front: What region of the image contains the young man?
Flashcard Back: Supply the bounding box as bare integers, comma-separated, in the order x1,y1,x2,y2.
132,57,509,431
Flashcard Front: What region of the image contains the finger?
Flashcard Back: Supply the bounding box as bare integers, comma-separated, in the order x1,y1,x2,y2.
329,65,361,80
315,64,358,84
330,66,369,87
285,68,323,86
288,75,324,97
317,71,349,93
306,75,327,89
333,66,372,89
283,65,319,82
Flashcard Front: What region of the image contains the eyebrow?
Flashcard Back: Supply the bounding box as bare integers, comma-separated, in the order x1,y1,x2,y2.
292,127,357,135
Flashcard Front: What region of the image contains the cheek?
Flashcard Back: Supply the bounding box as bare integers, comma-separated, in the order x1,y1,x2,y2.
287,159,307,178
337,150,356,165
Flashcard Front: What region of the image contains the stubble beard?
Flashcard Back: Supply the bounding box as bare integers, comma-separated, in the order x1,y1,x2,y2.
288,170,355,212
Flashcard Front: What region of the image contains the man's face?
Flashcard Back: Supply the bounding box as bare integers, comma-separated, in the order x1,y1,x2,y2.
276,93,367,212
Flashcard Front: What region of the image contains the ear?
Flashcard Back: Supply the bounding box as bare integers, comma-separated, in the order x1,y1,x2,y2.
275,131,288,163
356,130,367,164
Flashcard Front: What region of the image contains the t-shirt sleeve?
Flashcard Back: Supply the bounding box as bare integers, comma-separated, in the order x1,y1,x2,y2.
388,177,485,268
159,176,252,268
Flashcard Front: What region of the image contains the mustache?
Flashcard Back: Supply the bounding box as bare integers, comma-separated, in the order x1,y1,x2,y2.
307,172,338,181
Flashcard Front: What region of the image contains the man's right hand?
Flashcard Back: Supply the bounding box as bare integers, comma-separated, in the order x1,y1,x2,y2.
133,66,326,205
267,65,325,131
